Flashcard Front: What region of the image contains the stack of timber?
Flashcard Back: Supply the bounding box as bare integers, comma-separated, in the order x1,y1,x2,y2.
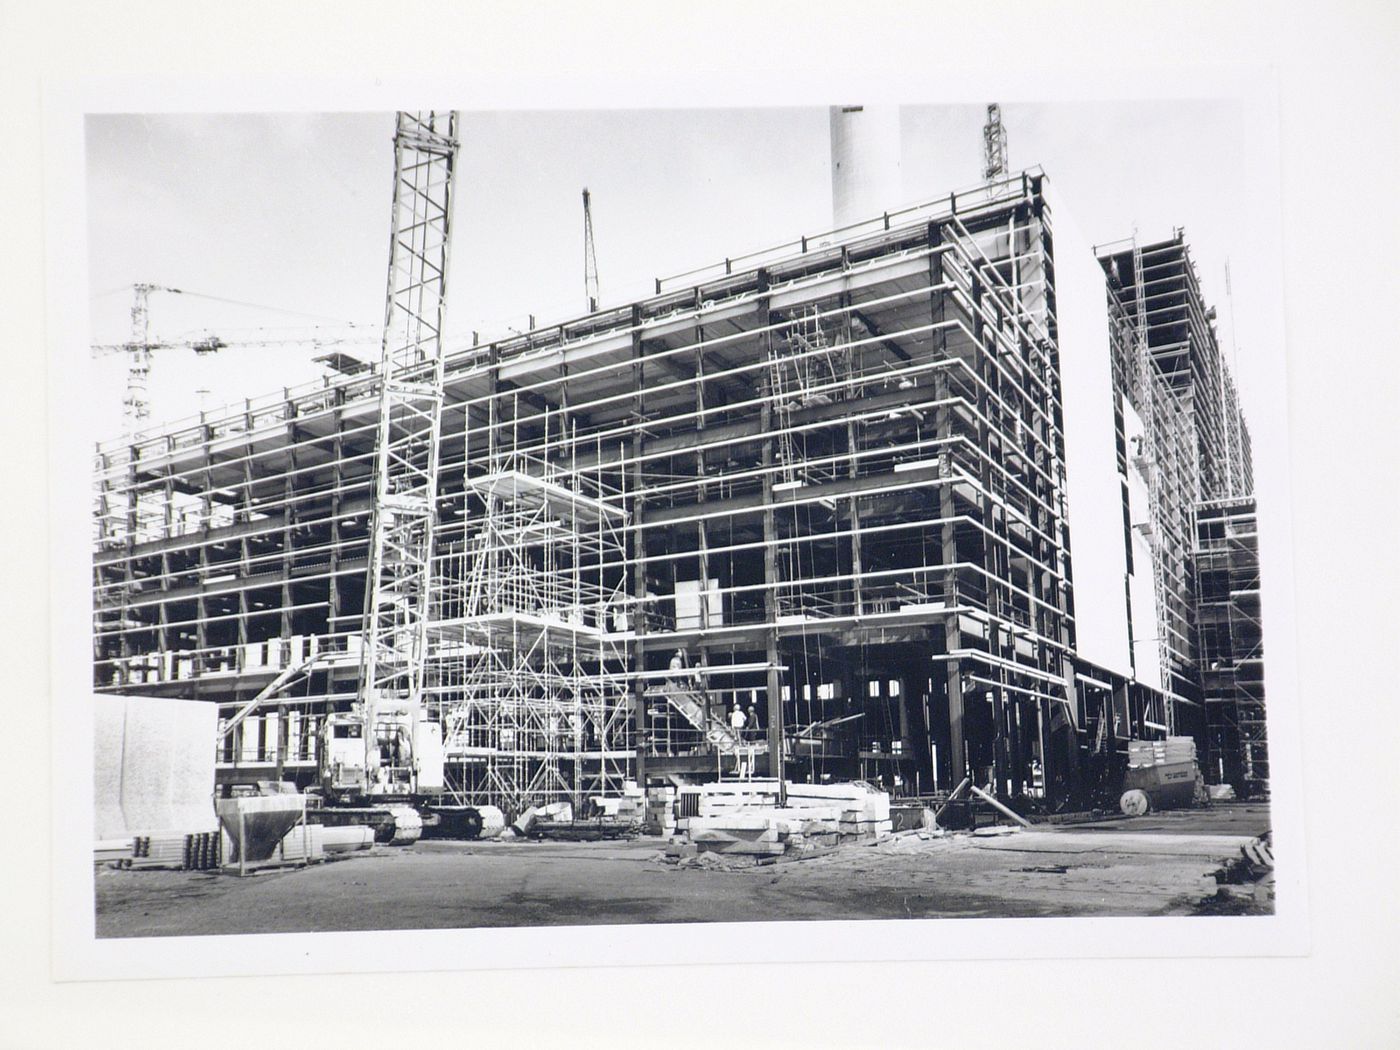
94,840,133,865
1128,737,1198,768
676,780,892,859
645,787,677,835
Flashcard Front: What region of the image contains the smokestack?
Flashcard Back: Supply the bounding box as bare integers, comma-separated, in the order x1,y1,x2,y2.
829,105,902,228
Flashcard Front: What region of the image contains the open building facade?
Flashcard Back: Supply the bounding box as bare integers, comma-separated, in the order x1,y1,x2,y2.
92,168,1268,814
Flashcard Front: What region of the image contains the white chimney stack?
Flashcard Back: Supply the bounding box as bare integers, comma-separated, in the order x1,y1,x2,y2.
829,105,902,228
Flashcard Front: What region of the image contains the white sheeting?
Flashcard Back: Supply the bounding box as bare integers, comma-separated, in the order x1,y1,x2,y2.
1052,190,1133,678
93,693,218,841
1123,402,1165,691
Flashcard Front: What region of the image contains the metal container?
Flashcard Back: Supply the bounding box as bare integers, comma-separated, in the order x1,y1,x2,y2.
216,795,306,863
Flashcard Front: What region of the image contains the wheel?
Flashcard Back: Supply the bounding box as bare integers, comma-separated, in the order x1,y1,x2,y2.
1120,789,1150,817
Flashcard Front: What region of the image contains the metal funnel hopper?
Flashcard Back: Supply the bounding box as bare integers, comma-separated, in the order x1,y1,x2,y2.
216,795,306,863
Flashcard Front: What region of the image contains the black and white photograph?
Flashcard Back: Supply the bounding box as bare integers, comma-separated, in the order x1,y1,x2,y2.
6,3,1397,1047
83,102,1283,937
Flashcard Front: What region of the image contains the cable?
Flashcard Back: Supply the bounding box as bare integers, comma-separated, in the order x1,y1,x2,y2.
88,286,137,300
172,288,371,325
98,282,368,325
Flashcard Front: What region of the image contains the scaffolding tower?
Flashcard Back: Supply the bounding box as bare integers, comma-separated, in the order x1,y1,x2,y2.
429,425,632,811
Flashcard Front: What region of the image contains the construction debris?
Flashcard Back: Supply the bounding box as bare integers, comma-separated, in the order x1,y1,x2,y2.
659,780,892,864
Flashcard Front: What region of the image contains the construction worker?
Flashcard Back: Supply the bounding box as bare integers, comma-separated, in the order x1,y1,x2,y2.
729,701,747,738
746,702,761,742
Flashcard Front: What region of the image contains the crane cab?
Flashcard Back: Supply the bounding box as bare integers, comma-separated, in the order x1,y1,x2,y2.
319,707,444,801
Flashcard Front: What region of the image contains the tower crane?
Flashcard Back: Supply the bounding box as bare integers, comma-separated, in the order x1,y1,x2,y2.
102,283,181,432
91,284,373,433
583,186,600,312
983,103,1008,183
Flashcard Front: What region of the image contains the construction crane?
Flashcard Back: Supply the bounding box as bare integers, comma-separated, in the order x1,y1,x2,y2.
319,110,460,840
92,284,373,432
583,186,600,312
100,283,182,432
983,103,1008,182
185,114,461,845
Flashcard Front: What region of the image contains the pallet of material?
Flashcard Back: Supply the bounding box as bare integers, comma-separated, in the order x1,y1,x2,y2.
697,779,891,818
1128,737,1197,769
689,831,785,856
532,819,638,841
686,811,890,853
695,784,783,816
116,831,223,871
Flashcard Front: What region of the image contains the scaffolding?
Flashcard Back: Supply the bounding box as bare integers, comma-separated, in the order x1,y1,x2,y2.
1195,497,1268,793
1100,232,1252,502
91,169,1232,812
429,423,633,810
1098,231,1259,754
1107,240,1202,727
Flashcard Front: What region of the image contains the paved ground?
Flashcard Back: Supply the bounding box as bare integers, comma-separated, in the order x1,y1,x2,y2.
95,803,1272,938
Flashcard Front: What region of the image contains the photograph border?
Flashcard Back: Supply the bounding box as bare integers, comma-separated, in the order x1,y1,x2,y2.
47,62,1309,984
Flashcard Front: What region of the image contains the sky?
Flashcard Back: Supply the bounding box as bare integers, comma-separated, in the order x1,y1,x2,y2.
86,101,1273,439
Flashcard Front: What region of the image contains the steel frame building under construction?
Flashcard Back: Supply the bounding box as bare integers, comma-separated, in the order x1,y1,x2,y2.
92,167,1266,814
1194,496,1267,794
1098,233,1261,791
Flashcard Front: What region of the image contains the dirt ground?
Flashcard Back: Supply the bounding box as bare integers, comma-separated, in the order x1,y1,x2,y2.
95,803,1272,938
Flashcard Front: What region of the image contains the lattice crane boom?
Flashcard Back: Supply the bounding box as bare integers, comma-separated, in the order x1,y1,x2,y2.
357,111,461,789
983,103,1008,183
583,187,600,312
